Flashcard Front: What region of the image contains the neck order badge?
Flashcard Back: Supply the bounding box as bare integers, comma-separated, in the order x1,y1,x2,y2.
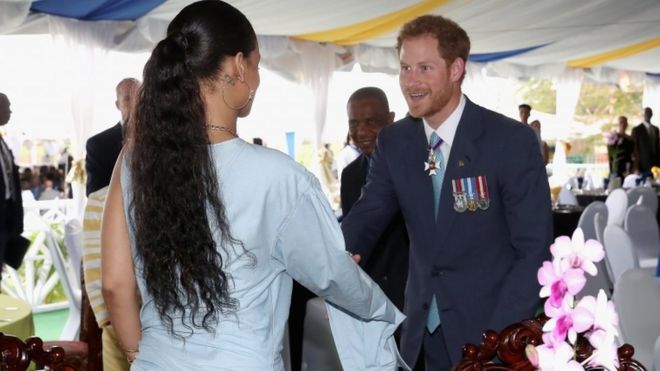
425,135,443,176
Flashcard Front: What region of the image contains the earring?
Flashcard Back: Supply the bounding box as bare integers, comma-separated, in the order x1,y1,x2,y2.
222,80,255,111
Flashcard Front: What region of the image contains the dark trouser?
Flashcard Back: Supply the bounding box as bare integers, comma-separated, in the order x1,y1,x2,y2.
412,326,452,371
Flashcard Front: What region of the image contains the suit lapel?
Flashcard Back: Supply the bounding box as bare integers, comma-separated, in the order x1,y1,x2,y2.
435,99,483,245
404,118,437,230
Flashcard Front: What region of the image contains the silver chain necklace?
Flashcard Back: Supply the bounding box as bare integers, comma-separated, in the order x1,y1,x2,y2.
205,124,237,137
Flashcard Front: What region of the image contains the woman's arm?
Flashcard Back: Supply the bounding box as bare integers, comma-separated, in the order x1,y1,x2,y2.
101,153,141,362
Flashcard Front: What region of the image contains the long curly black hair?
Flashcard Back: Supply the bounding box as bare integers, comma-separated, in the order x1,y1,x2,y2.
127,0,257,336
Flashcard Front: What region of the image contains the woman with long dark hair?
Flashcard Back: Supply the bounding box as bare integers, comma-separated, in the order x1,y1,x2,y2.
101,1,405,370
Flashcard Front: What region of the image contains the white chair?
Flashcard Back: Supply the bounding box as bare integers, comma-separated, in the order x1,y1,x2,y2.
613,268,660,369
622,174,640,189
624,204,660,269
605,188,628,226
21,189,35,202
577,202,613,297
557,186,578,206
594,210,608,245
48,220,82,341
577,201,607,241
608,175,622,190
655,335,660,371
301,297,341,371
603,225,639,285
627,187,658,215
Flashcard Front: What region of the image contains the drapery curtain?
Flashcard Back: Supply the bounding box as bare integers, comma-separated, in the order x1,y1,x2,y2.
48,16,116,220
643,75,660,110
556,68,584,139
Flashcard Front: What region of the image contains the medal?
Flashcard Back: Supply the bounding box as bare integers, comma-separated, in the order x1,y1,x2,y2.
452,178,467,213
425,135,444,176
476,175,490,210
466,177,478,212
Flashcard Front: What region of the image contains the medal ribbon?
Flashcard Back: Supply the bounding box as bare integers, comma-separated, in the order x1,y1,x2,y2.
428,135,443,152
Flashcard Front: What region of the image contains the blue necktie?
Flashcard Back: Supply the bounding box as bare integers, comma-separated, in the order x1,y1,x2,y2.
427,132,444,333
430,132,445,220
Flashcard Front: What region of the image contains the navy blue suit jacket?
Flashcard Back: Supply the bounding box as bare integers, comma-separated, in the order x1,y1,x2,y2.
0,139,24,268
341,98,552,366
341,154,409,311
85,122,123,196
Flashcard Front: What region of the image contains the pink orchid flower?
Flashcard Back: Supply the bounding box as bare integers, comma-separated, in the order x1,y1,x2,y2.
574,290,619,336
550,228,604,276
535,341,584,371
543,295,582,345
585,330,619,371
538,260,586,308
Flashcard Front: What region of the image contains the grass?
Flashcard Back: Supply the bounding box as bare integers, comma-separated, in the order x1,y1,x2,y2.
33,308,68,340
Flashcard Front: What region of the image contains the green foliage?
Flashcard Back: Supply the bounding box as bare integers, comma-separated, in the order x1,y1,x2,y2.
517,77,643,164
575,81,643,125
517,78,556,114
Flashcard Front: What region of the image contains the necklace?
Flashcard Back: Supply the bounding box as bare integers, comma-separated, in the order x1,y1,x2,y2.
205,124,237,137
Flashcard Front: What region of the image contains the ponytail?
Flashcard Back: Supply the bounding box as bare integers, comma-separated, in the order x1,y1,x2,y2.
128,24,246,336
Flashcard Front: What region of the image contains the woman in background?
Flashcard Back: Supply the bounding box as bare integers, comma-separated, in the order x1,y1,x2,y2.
101,1,405,370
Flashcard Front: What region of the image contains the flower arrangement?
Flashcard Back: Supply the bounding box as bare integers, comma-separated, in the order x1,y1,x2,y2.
526,228,620,370
604,131,619,146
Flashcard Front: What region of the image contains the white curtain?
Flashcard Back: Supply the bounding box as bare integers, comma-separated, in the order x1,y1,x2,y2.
643,75,660,110
48,16,116,220
556,68,584,140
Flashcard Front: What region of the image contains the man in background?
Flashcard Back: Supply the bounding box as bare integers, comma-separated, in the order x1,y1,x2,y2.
608,116,634,179
632,107,660,176
518,103,531,125
0,92,27,274
85,78,140,195
82,78,139,370
340,87,408,311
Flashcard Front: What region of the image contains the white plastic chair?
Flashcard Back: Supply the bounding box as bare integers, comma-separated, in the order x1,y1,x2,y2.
557,186,578,206
622,174,639,189
655,335,660,371
577,201,607,241
624,204,660,269
613,268,660,369
594,210,608,245
301,297,341,371
605,188,628,226
603,225,639,285
626,187,658,215
21,190,35,202
49,220,82,340
577,202,613,296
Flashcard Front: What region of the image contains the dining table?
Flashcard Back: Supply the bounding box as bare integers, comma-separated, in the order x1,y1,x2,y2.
0,294,35,340
552,204,584,239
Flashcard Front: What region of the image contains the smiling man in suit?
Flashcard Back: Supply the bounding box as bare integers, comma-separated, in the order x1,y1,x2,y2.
340,87,408,312
341,15,552,370
85,78,140,196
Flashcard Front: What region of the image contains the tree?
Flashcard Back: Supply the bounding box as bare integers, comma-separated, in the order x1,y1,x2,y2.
517,78,556,114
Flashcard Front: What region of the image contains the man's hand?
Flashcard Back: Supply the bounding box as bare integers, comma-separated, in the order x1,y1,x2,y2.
345,251,361,263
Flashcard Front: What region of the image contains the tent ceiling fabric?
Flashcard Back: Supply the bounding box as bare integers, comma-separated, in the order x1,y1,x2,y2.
1,0,659,75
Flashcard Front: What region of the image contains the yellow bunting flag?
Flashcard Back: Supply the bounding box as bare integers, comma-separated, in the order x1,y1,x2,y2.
568,37,660,68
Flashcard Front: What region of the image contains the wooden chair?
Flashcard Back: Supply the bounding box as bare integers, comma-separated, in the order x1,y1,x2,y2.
452,315,647,370
0,332,77,370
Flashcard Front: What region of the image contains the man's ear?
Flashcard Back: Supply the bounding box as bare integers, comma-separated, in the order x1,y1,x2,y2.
387,111,395,124
450,58,465,82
